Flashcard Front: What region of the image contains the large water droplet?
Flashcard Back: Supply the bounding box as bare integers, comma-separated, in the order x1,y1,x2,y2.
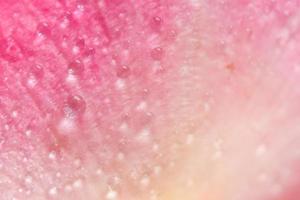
37,22,51,36
106,188,118,199
48,187,58,196
151,16,163,32
65,95,86,117
150,47,164,60
72,179,83,189
68,60,84,76
116,65,130,78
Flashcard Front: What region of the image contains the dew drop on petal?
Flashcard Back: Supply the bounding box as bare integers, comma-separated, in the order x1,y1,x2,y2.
116,65,130,78
68,60,84,76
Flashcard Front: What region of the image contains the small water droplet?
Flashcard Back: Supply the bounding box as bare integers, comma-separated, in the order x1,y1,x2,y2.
151,16,163,32
116,65,130,78
25,129,32,137
48,187,58,196
136,128,151,143
11,110,18,118
30,64,44,79
106,189,118,199
27,75,37,88
140,176,150,187
24,176,33,184
136,101,147,111
48,151,57,160
37,22,51,36
76,38,85,49
96,168,103,176
150,47,164,60
64,184,73,192
68,60,84,76
72,46,80,55
65,95,86,118
72,179,82,189
84,47,96,57
115,79,126,90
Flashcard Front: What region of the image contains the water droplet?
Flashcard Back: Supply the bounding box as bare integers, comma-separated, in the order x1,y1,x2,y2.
72,46,80,55
64,184,73,192
30,64,44,79
115,79,126,90
25,129,32,137
68,60,84,76
48,187,58,196
106,189,118,199
140,176,150,187
11,110,18,118
72,179,83,189
150,47,164,60
37,22,51,36
83,47,96,57
73,4,85,19
96,168,103,176
48,151,57,160
24,176,33,184
116,65,130,78
76,38,85,49
136,101,147,111
151,16,163,32
65,95,86,117
136,128,151,143
27,75,37,88
58,117,76,134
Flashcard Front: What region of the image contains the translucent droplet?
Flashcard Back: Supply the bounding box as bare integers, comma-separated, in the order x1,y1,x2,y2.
27,75,38,88
11,110,18,118
68,60,84,76
30,64,44,79
24,176,33,184
65,95,86,118
136,101,147,111
76,38,85,49
25,129,32,137
150,47,164,60
106,189,118,199
151,16,163,32
115,79,126,90
83,47,96,57
48,187,58,196
136,128,151,143
48,151,57,160
116,65,130,78
64,184,73,192
72,179,82,189
140,176,150,187
37,22,51,36
96,168,103,176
